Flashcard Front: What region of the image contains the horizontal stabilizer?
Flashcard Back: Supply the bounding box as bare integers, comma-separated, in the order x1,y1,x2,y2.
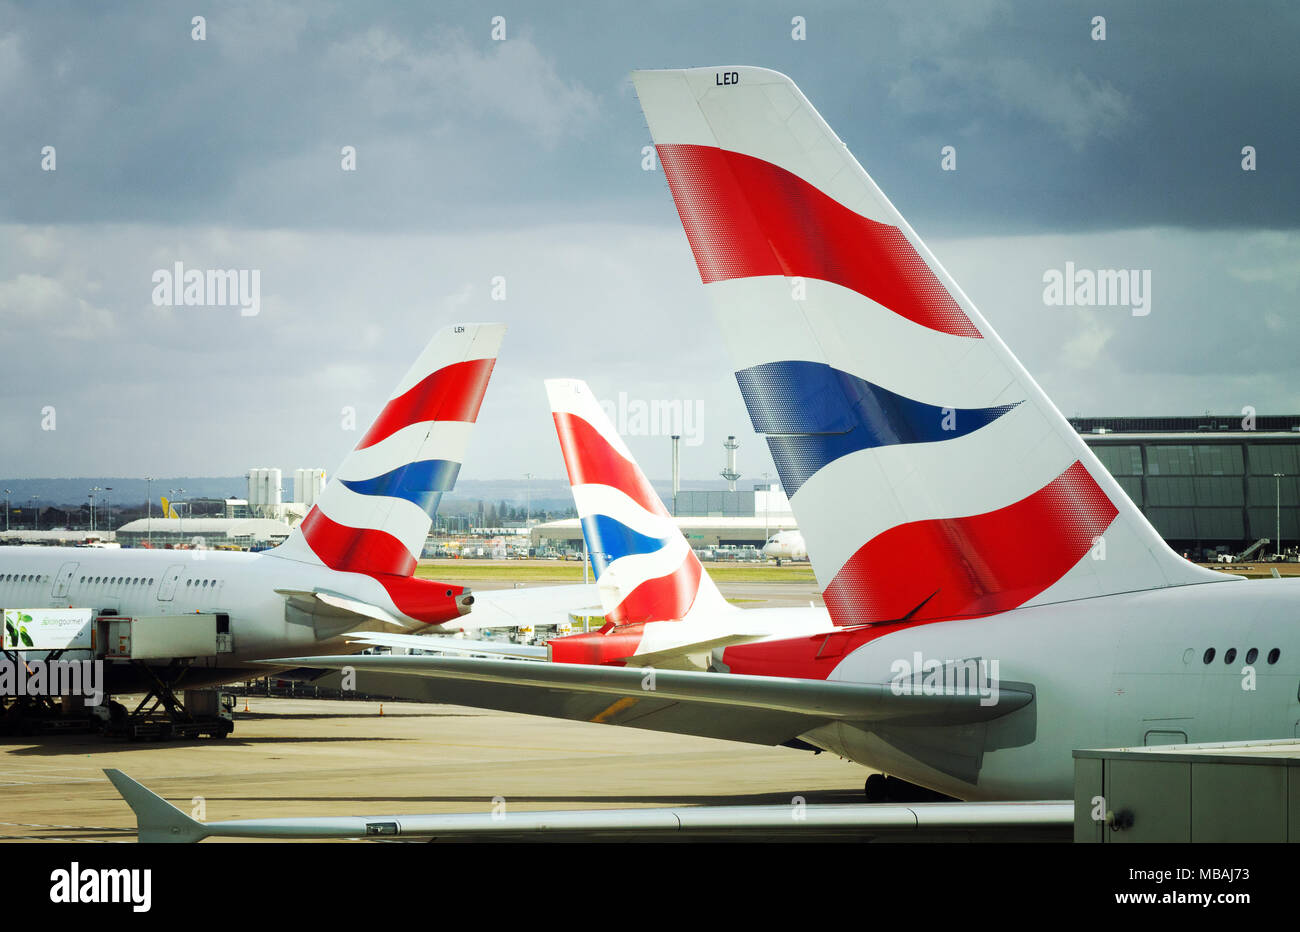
276,588,407,628
344,630,548,660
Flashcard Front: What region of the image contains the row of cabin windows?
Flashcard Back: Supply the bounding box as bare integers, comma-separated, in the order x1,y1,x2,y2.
1201,647,1280,665
2,575,222,589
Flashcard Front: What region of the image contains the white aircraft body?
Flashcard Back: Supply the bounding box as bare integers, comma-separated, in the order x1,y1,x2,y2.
761,530,807,563
0,323,513,690
271,67,1299,807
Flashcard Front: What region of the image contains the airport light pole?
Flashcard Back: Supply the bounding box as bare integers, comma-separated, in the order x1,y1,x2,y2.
170,489,185,540
1275,473,1285,560
146,477,153,546
761,471,771,545
104,486,113,532
29,496,39,531
3,489,9,532
89,486,103,532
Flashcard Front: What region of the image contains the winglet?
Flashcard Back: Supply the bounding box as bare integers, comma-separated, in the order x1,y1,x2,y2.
104,769,209,844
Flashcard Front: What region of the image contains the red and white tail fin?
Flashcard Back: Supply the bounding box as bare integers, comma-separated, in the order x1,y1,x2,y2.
546,378,731,624
632,67,1230,626
272,322,505,577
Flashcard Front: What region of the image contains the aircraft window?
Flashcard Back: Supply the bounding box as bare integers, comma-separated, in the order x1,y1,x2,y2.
79,577,85,583
148,578,154,585
1246,648,1259,664
1224,648,1237,664
1203,648,1216,664
1268,648,1281,665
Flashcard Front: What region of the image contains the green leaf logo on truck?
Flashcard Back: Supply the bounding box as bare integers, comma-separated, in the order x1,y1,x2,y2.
4,612,35,649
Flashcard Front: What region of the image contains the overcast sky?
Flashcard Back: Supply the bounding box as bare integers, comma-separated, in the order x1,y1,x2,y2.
2,0,1298,485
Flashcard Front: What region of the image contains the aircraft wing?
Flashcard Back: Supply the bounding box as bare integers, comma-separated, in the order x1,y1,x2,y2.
105,769,1070,843
263,653,1033,746
343,630,548,660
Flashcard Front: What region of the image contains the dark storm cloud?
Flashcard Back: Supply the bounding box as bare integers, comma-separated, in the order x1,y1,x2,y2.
1,0,1296,234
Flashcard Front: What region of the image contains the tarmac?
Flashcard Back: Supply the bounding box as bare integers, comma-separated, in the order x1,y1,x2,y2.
0,695,868,842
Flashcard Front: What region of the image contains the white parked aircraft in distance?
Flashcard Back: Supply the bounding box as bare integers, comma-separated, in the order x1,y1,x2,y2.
0,323,510,691
273,66,1298,808
761,530,807,564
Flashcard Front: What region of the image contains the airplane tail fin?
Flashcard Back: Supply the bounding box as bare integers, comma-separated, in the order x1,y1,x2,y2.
105,769,209,844
161,496,180,519
271,323,505,578
546,378,732,624
632,67,1230,626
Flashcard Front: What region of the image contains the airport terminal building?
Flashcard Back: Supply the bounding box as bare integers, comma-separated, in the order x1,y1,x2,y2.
1074,415,1300,561
531,417,1300,563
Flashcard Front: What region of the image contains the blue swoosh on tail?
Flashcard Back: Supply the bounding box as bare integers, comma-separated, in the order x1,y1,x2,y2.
581,513,672,576
736,360,1020,495
339,459,461,516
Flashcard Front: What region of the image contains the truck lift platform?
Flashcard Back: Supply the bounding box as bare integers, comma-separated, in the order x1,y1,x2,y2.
2,609,236,740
